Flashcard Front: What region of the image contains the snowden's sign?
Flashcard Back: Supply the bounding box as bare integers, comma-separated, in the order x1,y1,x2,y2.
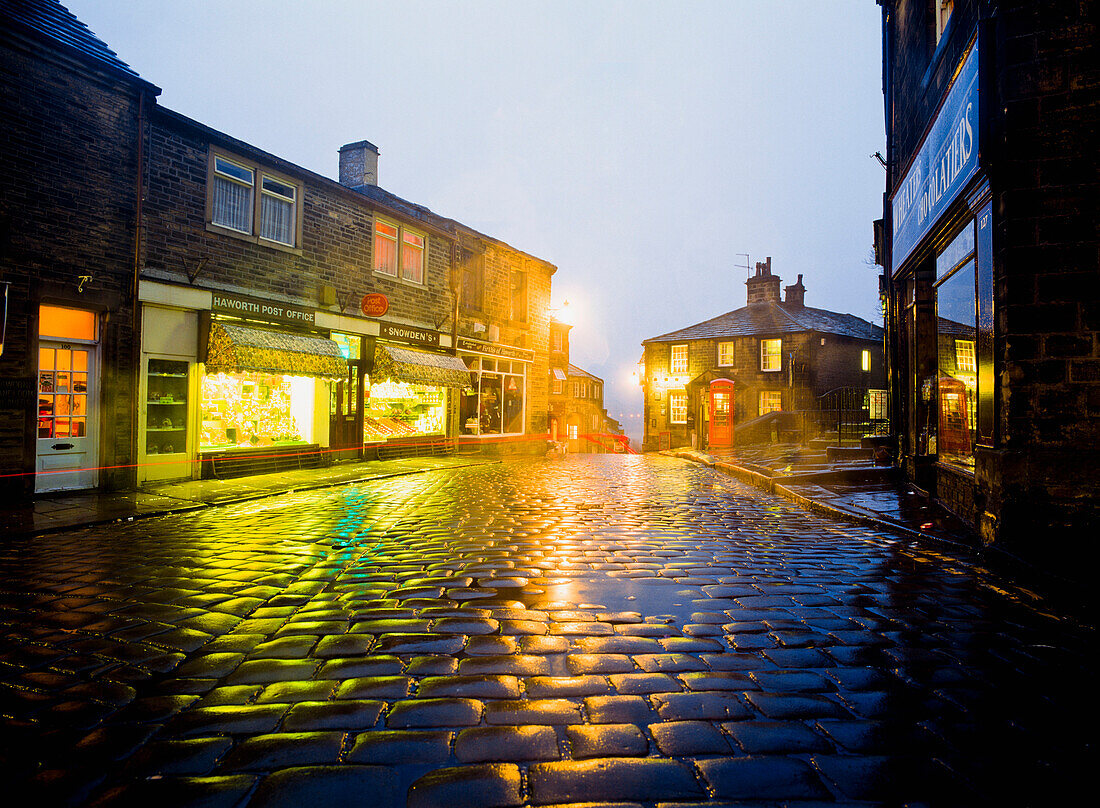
891,40,980,273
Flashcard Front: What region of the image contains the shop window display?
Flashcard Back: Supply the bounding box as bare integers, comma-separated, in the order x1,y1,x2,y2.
200,372,315,449
363,380,446,442
460,356,526,435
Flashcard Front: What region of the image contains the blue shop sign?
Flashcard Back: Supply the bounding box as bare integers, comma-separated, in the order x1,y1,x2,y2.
891,40,980,273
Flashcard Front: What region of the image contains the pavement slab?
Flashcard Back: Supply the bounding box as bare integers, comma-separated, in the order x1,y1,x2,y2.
0,454,1091,806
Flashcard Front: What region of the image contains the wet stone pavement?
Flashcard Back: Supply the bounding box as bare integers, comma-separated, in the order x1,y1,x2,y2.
0,455,1091,807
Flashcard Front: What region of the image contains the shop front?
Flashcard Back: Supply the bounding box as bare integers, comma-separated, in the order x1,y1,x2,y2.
456,337,532,443
889,34,993,508
363,323,472,457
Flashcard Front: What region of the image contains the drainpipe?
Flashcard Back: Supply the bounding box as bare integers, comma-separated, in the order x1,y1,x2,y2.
129,90,147,489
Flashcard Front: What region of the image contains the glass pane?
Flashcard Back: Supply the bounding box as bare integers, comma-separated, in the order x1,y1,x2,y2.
56,396,71,416
401,240,424,283
212,174,253,232
39,306,96,340
72,395,86,417
55,418,71,437
39,395,54,415
936,261,977,469
376,221,398,238
71,418,86,437
215,156,254,184
262,176,295,200
38,419,53,438
374,230,397,274
72,350,88,371
55,372,70,394
40,348,55,371
937,222,975,279
39,373,54,393
479,375,502,434
73,373,87,393
56,351,71,372
260,193,294,244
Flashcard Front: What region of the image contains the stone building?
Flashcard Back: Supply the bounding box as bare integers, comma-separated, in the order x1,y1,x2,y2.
876,0,1099,556
640,260,884,452
0,0,160,496
2,0,555,492
547,318,624,453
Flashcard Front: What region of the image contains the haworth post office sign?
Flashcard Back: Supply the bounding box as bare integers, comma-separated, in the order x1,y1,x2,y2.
212,292,315,325
891,39,980,273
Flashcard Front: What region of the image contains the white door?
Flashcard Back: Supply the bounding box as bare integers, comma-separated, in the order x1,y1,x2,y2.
36,341,98,492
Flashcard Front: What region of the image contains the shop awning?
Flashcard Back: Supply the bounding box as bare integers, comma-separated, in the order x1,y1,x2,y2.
552,368,568,381
374,344,472,388
205,322,348,378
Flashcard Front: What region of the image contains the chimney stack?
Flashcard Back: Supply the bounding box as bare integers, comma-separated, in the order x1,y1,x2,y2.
784,274,806,307
746,256,781,305
339,140,379,187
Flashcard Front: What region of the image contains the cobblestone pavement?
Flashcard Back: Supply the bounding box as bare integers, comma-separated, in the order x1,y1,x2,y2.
0,455,1091,807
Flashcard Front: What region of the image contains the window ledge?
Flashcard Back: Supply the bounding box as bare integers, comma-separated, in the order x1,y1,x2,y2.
205,223,303,256
372,270,426,289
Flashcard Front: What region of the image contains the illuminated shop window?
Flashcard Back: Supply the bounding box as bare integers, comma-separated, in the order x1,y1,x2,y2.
200,372,315,449
460,356,526,436
936,223,977,471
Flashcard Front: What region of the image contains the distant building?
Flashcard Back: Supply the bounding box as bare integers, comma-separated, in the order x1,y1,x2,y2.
548,317,624,453
640,260,884,452
876,0,1099,552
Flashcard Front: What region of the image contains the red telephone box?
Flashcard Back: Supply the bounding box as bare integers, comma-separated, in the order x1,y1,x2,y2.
938,375,972,456
708,379,735,448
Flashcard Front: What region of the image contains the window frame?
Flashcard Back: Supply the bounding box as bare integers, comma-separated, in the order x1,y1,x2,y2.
861,349,870,372
510,269,528,324
669,391,687,424
717,341,734,367
759,390,782,416
373,215,427,284
670,344,688,374
760,338,782,372
206,148,302,251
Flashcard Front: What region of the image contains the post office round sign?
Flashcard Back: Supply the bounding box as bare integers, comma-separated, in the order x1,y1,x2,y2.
360,293,389,317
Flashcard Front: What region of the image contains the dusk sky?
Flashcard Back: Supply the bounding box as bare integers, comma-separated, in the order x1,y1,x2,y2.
65,0,886,442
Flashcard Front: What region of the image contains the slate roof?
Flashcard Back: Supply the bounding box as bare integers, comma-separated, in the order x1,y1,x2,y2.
567,364,603,383
0,0,155,88
643,301,883,344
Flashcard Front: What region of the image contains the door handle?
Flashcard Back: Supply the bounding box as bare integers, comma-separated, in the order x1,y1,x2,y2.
51,443,74,450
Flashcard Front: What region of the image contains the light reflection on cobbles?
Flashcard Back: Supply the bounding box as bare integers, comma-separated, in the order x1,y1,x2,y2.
0,455,1091,806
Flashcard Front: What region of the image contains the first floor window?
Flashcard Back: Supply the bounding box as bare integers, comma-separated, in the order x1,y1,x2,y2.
761,339,782,371
210,151,299,246
669,391,687,424
861,349,870,372
552,378,564,394
671,344,688,374
759,390,782,415
718,341,734,366
374,217,426,283
461,254,483,311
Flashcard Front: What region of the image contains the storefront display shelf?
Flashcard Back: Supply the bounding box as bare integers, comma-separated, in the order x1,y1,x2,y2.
149,373,187,378
147,427,185,432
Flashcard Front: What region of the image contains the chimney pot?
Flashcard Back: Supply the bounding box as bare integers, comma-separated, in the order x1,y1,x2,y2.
339,140,379,187
746,257,781,305
784,273,806,308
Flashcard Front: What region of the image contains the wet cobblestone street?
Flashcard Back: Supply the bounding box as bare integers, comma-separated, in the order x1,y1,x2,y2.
0,455,1091,807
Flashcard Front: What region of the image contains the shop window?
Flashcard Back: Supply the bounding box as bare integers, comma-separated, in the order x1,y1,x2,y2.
670,344,688,374
374,217,425,283
759,390,782,415
935,223,977,471
669,391,687,424
201,372,316,448
761,339,782,372
861,349,870,372
209,152,299,247
717,341,734,366
364,380,446,441
511,270,527,323
460,356,526,436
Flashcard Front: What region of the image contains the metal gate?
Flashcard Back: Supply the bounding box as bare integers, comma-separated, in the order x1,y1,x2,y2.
816,387,889,444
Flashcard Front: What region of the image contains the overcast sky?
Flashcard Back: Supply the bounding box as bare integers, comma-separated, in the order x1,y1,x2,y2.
65,0,886,442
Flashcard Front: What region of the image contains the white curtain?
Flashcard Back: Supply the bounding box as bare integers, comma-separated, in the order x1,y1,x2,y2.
212,176,251,232
261,194,293,244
